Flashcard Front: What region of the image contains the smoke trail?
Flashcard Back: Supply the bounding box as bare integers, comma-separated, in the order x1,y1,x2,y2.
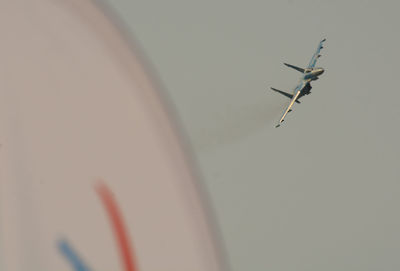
190,96,285,151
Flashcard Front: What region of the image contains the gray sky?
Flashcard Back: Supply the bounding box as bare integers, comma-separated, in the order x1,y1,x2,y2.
104,1,400,270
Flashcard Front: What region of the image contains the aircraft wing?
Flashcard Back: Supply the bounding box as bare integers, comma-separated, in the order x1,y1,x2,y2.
275,84,303,127
307,38,326,69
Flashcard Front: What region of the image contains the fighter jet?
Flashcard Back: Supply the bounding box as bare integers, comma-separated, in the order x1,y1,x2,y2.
272,39,326,128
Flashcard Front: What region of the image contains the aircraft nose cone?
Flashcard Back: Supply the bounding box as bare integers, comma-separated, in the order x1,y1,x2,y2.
319,68,325,75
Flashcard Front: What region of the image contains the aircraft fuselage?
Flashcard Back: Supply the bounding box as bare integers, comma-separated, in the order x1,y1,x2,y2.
298,67,324,98
303,67,324,81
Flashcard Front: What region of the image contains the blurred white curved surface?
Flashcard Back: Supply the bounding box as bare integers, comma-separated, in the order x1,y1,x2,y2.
0,1,224,270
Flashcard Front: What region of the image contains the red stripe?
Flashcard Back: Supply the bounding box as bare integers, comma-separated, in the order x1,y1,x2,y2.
95,182,139,271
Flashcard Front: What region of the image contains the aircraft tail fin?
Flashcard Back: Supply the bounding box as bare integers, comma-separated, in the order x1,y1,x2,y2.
271,88,301,104
284,63,305,73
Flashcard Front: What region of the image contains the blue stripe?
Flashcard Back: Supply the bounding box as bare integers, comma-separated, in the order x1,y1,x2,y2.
57,239,93,271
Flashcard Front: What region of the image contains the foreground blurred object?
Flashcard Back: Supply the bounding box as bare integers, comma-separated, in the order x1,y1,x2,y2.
0,1,225,270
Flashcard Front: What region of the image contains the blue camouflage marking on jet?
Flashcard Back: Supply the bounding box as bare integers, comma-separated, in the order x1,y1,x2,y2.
271,39,326,128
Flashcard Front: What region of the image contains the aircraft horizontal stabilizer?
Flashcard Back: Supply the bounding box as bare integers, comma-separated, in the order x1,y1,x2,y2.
284,63,305,73
270,88,301,104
